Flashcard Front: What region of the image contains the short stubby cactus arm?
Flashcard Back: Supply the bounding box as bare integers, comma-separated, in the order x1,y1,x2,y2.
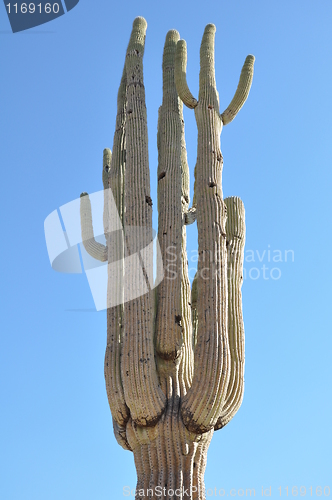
120,17,166,426
79,192,108,262
155,29,194,392
179,24,231,434
184,206,197,225
220,55,255,126
104,68,130,428
174,39,198,109
215,197,246,430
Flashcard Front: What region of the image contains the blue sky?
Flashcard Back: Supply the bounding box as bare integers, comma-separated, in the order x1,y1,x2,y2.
1,1,331,499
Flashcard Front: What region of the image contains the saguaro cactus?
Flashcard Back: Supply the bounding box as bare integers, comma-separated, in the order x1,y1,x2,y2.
80,17,254,500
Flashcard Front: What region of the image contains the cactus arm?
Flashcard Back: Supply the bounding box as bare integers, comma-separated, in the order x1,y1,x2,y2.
104,68,130,427
156,29,184,362
121,17,166,426
220,55,255,125
181,24,230,434
215,196,245,430
155,30,194,393
174,40,198,109
79,192,108,262
184,207,197,225
79,146,112,264
179,49,195,391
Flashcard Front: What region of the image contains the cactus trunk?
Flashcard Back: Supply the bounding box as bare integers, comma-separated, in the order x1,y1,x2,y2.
127,372,213,500
80,17,254,500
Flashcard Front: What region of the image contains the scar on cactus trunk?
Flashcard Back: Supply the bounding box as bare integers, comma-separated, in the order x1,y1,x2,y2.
80,17,254,500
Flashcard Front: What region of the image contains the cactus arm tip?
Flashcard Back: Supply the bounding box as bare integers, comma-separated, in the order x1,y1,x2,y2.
199,23,217,91
133,16,147,30
165,29,180,43
220,54,255,125
127,16,147,54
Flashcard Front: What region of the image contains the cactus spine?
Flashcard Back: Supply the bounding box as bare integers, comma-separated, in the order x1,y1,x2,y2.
80,17,254,499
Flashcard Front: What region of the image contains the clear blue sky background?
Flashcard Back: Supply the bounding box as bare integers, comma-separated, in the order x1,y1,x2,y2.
1,1,331,499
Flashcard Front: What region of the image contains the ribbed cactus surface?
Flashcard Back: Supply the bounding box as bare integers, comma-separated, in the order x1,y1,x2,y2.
80,17,254,500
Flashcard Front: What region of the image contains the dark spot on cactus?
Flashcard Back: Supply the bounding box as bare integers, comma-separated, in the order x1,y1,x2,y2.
208,104,213,109
126,371,129,376
217,153,223,162
80,192,88,198
127,109,133,114
145,196,153,207
193,462,196,468
209,181,217,188
184,195,189,204
175,314,182,327
163,232,167,236
158,171,166,181
105,165,110,173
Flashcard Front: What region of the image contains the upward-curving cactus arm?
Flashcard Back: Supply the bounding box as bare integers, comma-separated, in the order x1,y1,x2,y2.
174,40,198,109
79,148,112,264
220,55,255,125
175,27,254,125
156,29,185,363
79,190,108,263
155,29,193,392
104,66,129,429
215,196,246,430
120,17,166,426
